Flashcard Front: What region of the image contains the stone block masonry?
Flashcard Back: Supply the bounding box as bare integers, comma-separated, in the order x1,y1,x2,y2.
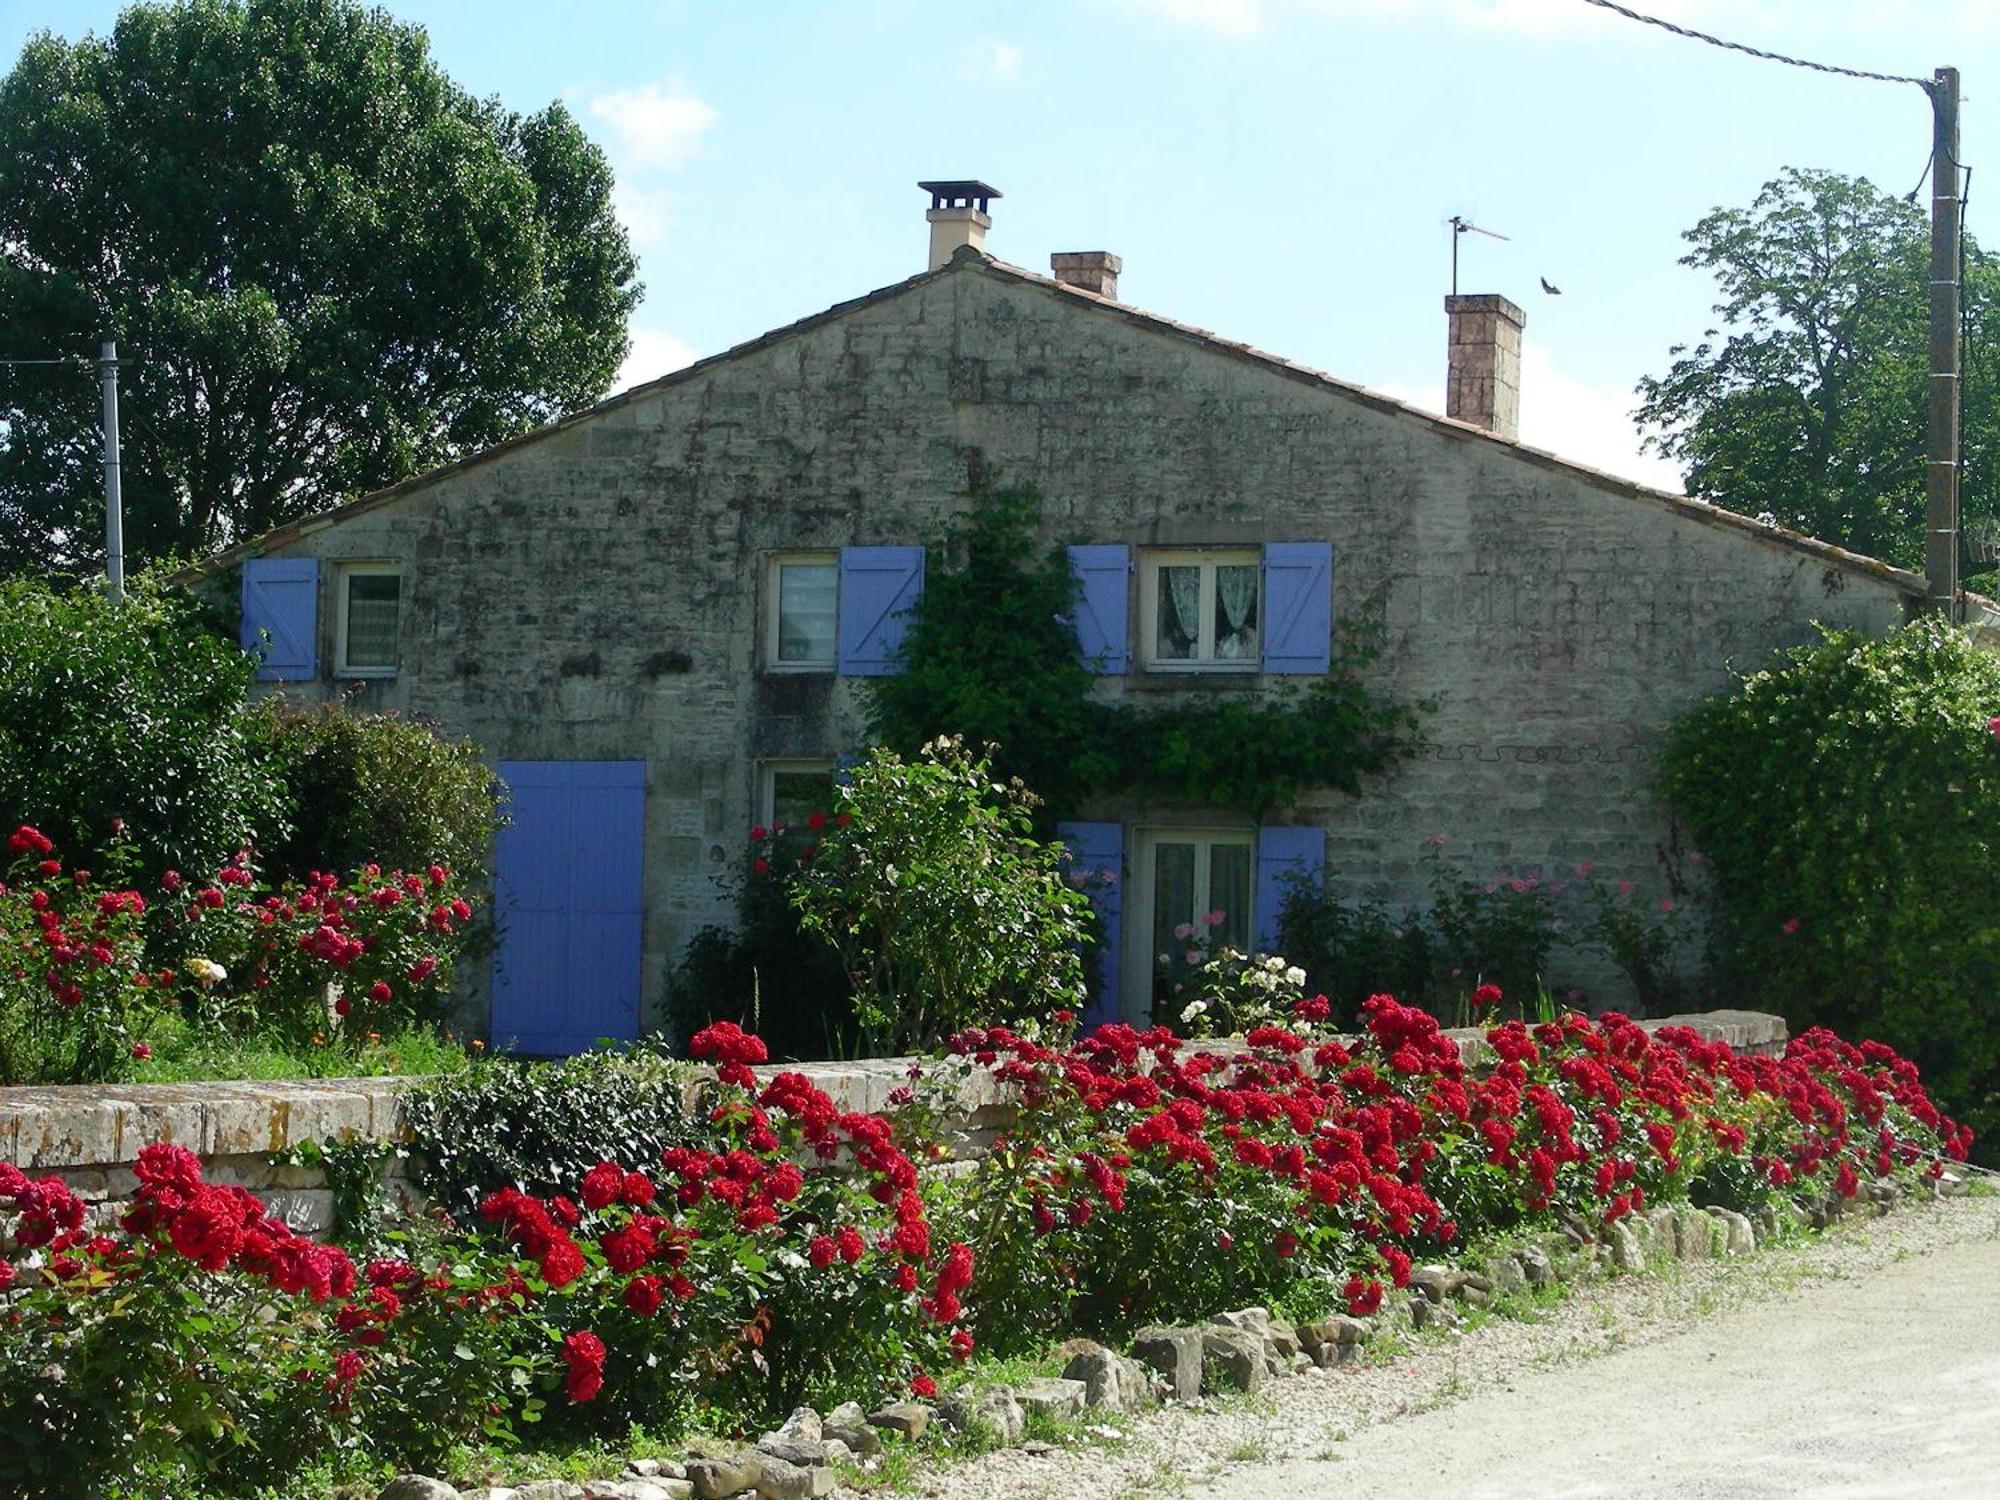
233,255,1917,1030
0,1010,1786,1234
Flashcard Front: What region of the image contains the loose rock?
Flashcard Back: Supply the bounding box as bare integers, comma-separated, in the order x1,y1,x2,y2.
583,1482,684,1500
1014,1376,1088,1419
1061,1346,1156,1412
1201,1327,1268,1391
1676,1204,1718,1260
1483,1254,1527,1293
686,1454,762,1500
752,1455,830,1500
512,1485,586,1500
1519,1245,1557,1287
866,1401,933,1441
1707,1207,1756,1255
1606,1219,1646,1273
379,1478,462,1500
754,1439,829,1469
940,1386,1026,1446
1132,1326,1205,1401
762,1407,821,1445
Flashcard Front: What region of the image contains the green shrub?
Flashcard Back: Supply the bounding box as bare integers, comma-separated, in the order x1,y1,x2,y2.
788,737,1093,1054
1662,618,2000,1149
1276,880,1435,1026
667,825,856,1061
401,1047,700,1220
0,573,285,879
251,700,503,886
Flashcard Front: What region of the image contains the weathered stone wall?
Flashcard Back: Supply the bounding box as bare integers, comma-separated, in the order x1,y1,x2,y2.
240,258,1916,1024
1,1010,1788,1234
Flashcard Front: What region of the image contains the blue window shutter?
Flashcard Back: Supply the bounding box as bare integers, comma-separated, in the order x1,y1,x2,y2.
837,546,925,676
240,557,319,682
1261,541,1333,674
1255,824,1325,953
1066,544,1130,674
1057,820,1123,1029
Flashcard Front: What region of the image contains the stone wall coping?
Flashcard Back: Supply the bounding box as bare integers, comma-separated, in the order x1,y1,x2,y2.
0,1009,1788,1172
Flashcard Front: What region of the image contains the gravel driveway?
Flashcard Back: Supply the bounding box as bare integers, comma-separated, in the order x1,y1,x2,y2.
907,1193,2000,1500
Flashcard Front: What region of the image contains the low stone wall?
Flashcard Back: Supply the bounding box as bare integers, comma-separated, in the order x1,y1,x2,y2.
0,1009,1788,1234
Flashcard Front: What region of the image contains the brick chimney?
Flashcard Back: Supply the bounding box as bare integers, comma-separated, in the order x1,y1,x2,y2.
1444,294,1525,440
919,180,1001,270
1050,251,1121,299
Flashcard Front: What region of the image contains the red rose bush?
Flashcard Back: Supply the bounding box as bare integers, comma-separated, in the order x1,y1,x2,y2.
0,825,473,1083
0,998,1969,1494
922,992,1970,1356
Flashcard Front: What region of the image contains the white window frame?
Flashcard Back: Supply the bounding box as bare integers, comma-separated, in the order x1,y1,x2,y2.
759,758,838,829
1139,547,1262,672
765,552,839,673
1122,825,1257,1024
333,562,402,678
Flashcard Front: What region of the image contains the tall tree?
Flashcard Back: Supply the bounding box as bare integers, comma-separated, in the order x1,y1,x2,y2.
1637,168,2000,575
0,0,641,573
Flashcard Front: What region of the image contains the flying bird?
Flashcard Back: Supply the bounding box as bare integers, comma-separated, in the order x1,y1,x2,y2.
1540,277,1563,296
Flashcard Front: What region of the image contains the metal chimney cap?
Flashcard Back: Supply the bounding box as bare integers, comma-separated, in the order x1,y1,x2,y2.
918,180,1002,212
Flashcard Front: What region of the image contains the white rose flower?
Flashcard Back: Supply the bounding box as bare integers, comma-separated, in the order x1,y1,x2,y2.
1285,966,1307,987
1180,1000,1209,1023
1264,956,1286,974
189,957,227,988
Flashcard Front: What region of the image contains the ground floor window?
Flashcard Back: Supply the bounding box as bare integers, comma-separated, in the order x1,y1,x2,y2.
759,759,837,829
1124,826,1254,1021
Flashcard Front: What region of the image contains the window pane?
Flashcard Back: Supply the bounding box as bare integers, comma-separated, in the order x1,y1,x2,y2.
770,769,835,830
1152,841,1198,1014
1213,564,1259,661
777,562,836,664
1208,842,1252,952
1155,565,1199,660
345,573,400,669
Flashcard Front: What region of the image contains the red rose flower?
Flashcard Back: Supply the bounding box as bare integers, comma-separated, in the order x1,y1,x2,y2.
562,1330,606,1402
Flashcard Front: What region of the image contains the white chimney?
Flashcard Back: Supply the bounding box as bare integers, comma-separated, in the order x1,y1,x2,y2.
1444,293,1525,440
919,179,1001,270
1050,251,1121,299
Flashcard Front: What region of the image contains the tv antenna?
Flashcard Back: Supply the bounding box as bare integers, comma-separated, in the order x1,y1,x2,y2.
1448,215,1510,296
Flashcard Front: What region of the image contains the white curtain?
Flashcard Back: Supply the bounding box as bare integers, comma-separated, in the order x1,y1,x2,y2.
1215,566,1257,659
1160,567,1200,657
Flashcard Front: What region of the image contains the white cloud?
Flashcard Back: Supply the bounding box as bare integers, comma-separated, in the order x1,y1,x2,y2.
587,83,718,171
611,180,676,255
1516,343,1683,492
961,39,1025,81
614,325,700,394
1110,0,1268,38
1379,342,1683,492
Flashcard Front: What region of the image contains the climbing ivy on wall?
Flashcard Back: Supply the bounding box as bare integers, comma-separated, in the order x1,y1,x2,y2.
864,481,1423,823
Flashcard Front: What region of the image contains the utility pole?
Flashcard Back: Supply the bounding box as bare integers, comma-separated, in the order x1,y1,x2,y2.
99,339,123,605
1924,66,1962,619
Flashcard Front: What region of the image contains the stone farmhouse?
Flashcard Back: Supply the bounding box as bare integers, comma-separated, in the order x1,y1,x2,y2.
211,181,1928,1052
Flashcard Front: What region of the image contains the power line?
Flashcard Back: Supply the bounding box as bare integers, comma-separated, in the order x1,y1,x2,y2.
1579,0,1931,89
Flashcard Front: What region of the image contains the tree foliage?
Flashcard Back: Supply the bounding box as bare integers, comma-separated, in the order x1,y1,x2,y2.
1636,168,2000,575
250,699,503,888
1661,619,2000,1151
0,572,285,879
0,0,640,573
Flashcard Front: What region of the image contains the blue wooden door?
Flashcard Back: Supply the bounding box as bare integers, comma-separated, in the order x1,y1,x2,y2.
491,761,646,1054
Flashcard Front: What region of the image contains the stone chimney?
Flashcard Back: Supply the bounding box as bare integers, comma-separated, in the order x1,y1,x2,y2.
1050,251,1121,299
919,180,1001,270
1444,293,1525,440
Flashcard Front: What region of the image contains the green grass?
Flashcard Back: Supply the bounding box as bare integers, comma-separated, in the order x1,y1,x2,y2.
128,1012,474,1083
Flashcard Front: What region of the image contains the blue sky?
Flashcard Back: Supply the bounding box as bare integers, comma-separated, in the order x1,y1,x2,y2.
6,0,1996,488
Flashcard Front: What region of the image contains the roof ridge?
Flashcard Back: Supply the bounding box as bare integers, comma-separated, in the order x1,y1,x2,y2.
186,250,1929,602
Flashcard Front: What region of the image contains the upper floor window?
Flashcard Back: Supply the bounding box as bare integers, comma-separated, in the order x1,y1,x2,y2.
336,564,401,676
1141,549,1261,670
768,553,838,670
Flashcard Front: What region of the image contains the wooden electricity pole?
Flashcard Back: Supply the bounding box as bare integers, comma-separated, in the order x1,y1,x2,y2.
1925,66,1962,619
